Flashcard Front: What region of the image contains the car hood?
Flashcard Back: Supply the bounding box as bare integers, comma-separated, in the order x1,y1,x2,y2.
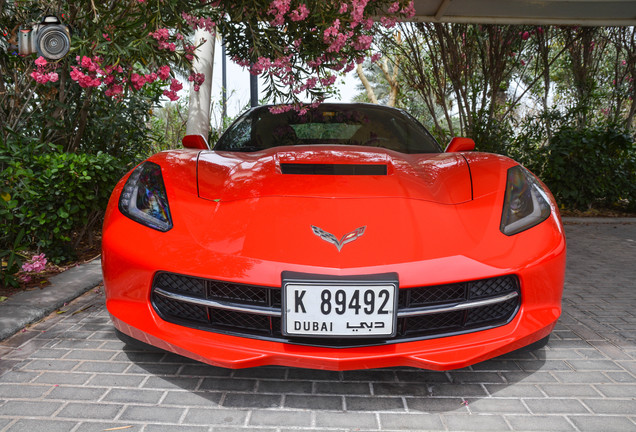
197,146,472,205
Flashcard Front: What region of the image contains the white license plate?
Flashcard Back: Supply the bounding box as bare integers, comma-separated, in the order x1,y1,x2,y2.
283,281,397,337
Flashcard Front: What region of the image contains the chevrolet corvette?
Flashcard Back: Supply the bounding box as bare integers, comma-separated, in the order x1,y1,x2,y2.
102,103,566,370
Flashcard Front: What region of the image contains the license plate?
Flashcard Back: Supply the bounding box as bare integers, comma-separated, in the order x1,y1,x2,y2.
282,273,398,338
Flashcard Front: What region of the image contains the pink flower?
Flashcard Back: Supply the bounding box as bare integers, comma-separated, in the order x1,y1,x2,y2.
188,72,205,87
156,40,176,51
251,56,273,75
380,16,397,27
320,75,336,86
323,21,351,53
344,61,356,72
182,12,216,32
269,104,293,114
163,89,179,101
145,72,158,83
323,19,341,43
105,84,123,97
290,4,309,22
522,31,530,40
70,65,102,88
70,66,82,81
184,43,195,60
130,73,146,90
32,254,47,271
81,56,93,69
268,0,291,26
169,78,183,92
388,2,401,13
401,2,416,18
157,65,171,80
350,0,370,23
353,35,373,51
22,253,47,273
150,28,170,41
30,71,48,84
31,56,60,85
103,75,115,86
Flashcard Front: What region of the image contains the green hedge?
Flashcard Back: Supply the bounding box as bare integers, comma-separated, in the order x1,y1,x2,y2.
1,142,126,286
532,126,635,211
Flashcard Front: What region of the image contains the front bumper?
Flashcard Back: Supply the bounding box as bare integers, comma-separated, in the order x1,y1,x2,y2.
108,298,557,371
104,236,565,371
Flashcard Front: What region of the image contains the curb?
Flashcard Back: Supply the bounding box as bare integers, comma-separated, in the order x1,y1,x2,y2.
0,258,103,341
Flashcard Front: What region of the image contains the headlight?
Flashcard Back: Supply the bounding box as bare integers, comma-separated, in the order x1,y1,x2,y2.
500,165,551,236
119,162,173,232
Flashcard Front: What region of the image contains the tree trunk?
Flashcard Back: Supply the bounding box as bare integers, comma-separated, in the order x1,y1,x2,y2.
356,64,379,104
186,28,216,140
379,57,400,107
44,70,68,146
68,88,94,152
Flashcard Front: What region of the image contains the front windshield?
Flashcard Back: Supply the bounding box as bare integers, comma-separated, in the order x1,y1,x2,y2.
214,104,441,154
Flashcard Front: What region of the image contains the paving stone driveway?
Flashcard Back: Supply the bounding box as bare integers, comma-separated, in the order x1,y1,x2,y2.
0,222,635,432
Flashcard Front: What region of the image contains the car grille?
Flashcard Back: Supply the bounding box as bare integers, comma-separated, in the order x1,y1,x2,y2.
151,272,520,347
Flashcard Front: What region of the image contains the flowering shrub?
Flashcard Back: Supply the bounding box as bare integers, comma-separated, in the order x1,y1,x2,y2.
18,253,48,284
13,1,415,108
217,0,417,107
21,253,47,273
67,54,181,100
30,57,59,84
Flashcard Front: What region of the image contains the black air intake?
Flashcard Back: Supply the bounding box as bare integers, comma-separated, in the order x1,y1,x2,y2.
151,272,520,348
280,163,387,175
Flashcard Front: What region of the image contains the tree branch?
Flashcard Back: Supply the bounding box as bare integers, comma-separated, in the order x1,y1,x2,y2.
356,64,379,104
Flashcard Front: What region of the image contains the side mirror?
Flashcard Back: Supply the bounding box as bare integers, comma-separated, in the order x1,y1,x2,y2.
445,137,475,153
182,134,209,150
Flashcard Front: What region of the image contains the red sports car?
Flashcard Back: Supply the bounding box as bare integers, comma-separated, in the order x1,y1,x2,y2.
102,103,566,371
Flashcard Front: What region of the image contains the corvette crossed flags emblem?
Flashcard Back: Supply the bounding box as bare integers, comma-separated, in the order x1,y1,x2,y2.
311,225,366,252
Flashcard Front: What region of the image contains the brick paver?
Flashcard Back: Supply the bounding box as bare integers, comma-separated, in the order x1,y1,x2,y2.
1,222,635,431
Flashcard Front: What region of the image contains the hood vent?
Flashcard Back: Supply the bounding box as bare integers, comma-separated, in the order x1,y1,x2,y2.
280,163,387,176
